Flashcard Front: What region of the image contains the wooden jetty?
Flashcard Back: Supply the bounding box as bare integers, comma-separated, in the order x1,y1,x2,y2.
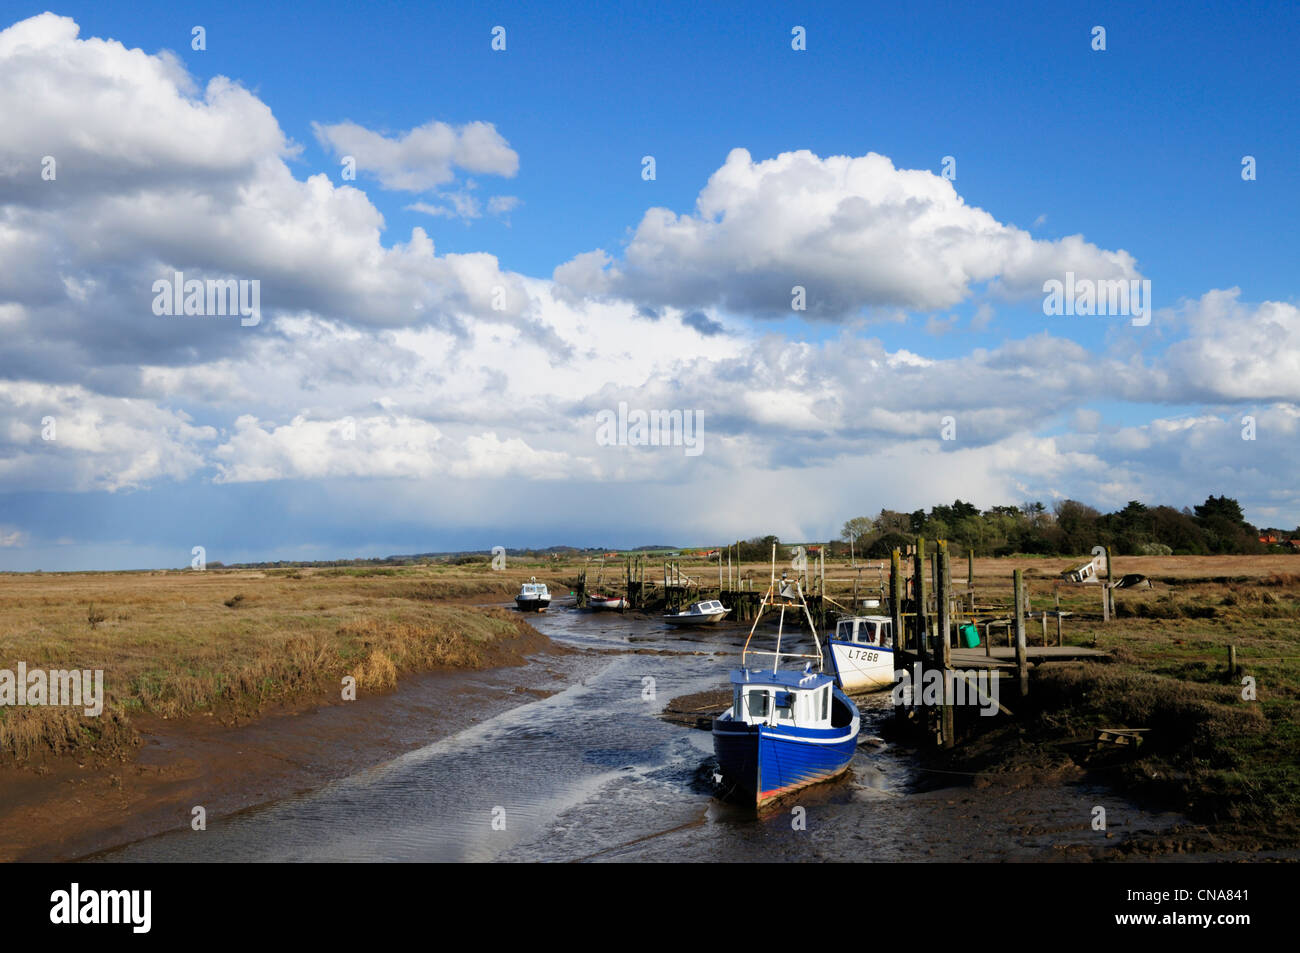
887,541,1106,748
572,544,835,626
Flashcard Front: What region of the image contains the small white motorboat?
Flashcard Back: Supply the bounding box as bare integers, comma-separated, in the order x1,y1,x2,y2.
827,615,895,692
515,578,550,612
662,599,729,626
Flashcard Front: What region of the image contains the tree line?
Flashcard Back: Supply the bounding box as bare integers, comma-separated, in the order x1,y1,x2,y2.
833,496,1281,558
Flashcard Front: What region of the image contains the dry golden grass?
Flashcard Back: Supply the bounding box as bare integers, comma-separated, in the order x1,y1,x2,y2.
0,565,563,761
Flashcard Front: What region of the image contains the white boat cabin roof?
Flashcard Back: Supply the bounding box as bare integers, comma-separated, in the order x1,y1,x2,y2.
726,667,837,727
688,600,724,613
833,615,893,644
729,667,834,690
518,581,549,595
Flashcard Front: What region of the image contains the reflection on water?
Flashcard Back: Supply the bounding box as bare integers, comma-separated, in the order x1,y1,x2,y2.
93,603,1184,862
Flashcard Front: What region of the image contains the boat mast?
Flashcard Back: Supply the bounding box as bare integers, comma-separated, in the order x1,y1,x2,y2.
739,566,824,673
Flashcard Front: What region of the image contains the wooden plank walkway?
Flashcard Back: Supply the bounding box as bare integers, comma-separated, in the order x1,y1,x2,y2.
946,646,1107,670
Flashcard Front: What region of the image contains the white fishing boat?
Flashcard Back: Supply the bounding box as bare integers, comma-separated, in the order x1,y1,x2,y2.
514,578,550,612
662,599,729,626
712,568,860,808
826,615,895,692
587,593,627,610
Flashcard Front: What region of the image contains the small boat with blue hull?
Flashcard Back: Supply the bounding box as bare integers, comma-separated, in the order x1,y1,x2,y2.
713,669,860,806
712,560,860,808
827,615,895,693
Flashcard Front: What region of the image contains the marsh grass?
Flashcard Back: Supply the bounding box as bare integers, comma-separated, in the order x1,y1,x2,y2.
0,566,557,762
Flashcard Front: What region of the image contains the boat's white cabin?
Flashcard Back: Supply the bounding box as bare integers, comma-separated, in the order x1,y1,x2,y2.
519,582,549,597
834,615,893,648
690,600,724,614
727,669,836,728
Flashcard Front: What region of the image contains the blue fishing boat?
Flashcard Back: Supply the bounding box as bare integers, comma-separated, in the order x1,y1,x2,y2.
712,560,860,808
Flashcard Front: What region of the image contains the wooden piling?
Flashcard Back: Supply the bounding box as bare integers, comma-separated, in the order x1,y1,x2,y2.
890,549,903,651
937,545,954,747
913,538,928,658
1014,568,1029,696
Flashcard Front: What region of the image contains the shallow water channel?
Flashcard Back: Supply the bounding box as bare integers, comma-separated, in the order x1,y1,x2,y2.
94,602,1186,862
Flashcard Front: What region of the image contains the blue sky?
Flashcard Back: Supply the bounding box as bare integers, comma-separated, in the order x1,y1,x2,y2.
1,2,1298,568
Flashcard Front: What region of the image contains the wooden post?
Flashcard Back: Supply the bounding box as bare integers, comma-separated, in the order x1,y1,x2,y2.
938,547,954,747
914,538,928,658
1105,545,1115,618
967,549,975,614
1228,644,1238,679
1014,569,1029,696
1041,611,1048,645
890,549,903,652
936,541,950,648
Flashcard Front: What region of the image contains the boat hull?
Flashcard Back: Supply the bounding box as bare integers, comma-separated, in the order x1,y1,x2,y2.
712,694,860,807
662,611,727,626
515,597,550,612
588,596,626,610
827,640,895,693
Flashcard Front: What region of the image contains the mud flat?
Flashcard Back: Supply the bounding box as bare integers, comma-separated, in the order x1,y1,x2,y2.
0,624,584,861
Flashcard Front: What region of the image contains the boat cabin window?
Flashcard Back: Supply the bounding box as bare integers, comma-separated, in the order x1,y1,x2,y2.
745,689,770,720
881,621,893,647
847,620,874,645
774,691,795,722
821,686,830,721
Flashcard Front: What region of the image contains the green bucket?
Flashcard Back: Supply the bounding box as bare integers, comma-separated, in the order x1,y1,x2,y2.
959,623,980,648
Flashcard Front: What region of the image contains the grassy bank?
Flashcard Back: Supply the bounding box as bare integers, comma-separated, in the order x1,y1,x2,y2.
0,566,564,763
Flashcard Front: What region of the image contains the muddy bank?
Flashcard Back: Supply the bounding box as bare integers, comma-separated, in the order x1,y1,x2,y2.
0,621,575,861
659,687,731,729
656,685,1298,860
